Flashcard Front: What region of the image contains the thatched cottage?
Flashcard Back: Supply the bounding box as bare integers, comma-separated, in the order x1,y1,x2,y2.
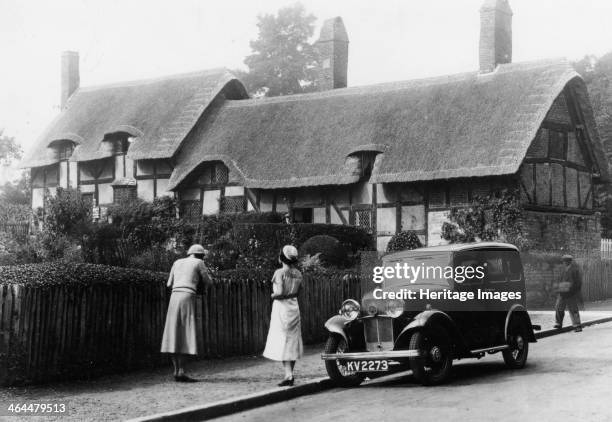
22,0,609,252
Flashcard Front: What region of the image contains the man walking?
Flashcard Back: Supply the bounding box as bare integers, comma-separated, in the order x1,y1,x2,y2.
554,254,583,332
161,244,212,381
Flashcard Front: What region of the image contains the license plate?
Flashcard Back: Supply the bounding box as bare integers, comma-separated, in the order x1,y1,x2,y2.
346,360,389,372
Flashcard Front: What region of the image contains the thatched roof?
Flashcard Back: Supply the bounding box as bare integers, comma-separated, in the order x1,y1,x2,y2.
168,59,609,190
22,68,247,167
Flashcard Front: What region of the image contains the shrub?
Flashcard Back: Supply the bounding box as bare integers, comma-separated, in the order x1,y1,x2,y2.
299,253,323,272
127,247,181,273
300,235,348,267
205,237,241,271
386,231,423,253
292,224,374,253
43,187,90,239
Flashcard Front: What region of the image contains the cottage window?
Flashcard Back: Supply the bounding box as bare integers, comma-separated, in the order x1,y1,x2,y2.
548,130,567,160
114,138,130,155
113,186,137,203
354,209,373,232
58,143,74,160
221,195,246,213
180,200,202,221
292,208,313,223
212,163,229,184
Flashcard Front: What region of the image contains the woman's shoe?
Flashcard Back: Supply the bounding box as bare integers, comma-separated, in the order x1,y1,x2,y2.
175,374,198,383
277,377,294,387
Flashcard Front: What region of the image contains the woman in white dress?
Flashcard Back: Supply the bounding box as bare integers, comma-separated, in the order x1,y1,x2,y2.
263,245,304,386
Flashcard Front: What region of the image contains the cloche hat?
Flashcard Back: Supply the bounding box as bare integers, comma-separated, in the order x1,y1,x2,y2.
279,245,299,265
188,244,206,256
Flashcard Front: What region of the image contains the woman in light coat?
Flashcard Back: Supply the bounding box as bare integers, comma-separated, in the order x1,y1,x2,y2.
263,245,304,386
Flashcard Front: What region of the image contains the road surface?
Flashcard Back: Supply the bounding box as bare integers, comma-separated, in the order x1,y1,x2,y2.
216,322,612,422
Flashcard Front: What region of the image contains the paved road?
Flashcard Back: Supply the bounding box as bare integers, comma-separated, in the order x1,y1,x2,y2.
216,323,612,422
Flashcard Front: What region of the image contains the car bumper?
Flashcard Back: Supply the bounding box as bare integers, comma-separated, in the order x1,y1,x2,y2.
321,350,421,361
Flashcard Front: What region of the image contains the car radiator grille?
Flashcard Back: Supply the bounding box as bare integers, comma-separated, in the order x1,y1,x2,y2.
364,317,394,352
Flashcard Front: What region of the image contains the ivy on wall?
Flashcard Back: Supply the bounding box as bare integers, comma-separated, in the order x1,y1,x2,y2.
441,189,529,249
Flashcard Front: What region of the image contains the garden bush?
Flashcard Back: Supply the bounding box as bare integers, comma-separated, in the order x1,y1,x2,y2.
300,235,348,267
386,230,423,252
205,237,241,271
292,224,374,253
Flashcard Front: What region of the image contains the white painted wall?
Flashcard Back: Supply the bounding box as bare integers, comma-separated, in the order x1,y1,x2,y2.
98,183,113,204
69,162,78,187
202,189,220,215
376,207,396,233
32,188,45,209
137,179,155,201
156,179,173,197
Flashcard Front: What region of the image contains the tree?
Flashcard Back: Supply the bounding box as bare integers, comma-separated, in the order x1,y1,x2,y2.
573,53,612,236
241,4,319,97
0,130,21,166
0,171,30,205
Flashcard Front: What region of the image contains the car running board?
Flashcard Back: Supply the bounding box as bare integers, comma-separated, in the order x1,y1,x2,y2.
470,345,509,356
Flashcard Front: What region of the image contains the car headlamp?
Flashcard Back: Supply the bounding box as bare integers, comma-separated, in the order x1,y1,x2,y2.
385,299,405,318
339,299,360,321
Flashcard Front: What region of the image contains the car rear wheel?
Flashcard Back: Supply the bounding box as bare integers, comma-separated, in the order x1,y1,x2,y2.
324,335,366,387
408,325,453,386
502,320,529,369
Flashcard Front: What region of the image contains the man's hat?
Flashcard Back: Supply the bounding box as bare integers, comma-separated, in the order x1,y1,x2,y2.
562,254,573,261
188,244,206,255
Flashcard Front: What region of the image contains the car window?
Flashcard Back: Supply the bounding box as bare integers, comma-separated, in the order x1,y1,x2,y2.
453,252,484,286
483,254,506,283
506,252,523,282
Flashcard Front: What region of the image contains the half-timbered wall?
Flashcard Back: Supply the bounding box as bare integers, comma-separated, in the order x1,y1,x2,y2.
78,158,114,205
177,161,250,219
519,92,595,212
135,159,174,201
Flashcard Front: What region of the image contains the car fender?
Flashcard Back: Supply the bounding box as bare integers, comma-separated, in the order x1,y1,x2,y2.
505,304,537,342
395,310,465,349
324,315,349,343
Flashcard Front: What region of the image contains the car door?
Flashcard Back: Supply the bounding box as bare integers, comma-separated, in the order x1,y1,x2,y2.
452,250,487,348
480,249,511,345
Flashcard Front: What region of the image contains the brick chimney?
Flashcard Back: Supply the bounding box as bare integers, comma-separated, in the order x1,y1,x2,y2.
61,51,80,109
479,0,513,73
315,17,349,91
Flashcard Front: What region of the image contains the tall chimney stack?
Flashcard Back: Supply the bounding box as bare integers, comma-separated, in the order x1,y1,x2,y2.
61,51,80,109
315,17,349,91
479,0,513,73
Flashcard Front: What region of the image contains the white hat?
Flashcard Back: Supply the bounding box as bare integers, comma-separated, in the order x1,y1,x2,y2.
280,245,299,264
188,244,206,255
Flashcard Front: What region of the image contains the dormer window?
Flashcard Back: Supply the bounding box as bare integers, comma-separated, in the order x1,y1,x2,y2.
57,141,74,161
113,138,129,155
195,162,229,186
351,152,377,179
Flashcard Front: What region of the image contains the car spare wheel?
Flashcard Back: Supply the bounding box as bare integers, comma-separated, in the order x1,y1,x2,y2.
408,325,453,386
324,335,366,387
502,319,529,369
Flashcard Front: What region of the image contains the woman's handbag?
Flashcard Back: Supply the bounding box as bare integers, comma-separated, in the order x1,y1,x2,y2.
558,281,571,293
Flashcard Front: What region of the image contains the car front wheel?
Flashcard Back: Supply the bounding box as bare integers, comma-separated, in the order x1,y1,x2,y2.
324,335,365,387
502,320,529,369
408,325,453,386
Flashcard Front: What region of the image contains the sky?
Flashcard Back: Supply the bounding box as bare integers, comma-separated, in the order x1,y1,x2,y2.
1,0,612,172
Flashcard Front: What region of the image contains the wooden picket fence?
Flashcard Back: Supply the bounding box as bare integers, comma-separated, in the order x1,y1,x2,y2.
0,271,361,385
601,238,612,260
0,223,30,242
579,258,612,302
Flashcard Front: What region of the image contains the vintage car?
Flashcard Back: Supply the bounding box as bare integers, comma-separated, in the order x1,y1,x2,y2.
321,242,539,386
